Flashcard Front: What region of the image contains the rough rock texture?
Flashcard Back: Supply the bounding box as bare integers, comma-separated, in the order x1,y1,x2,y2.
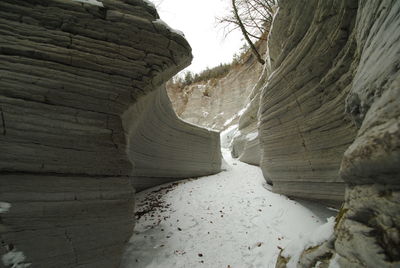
333,0,400,266
265,0,400,267
123,86,221,191
259,0,359,205
0,0,220,267
231,64,270,166
167,41,268,131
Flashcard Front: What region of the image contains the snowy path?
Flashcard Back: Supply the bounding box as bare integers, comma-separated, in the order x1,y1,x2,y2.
121,149,336,268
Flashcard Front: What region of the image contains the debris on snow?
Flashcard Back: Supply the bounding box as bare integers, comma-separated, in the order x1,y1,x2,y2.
121,149,337,268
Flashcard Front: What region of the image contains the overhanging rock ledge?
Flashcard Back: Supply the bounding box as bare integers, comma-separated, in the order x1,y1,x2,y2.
0,0,221,267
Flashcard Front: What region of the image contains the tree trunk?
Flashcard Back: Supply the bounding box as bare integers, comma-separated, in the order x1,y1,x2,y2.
232,0,265,65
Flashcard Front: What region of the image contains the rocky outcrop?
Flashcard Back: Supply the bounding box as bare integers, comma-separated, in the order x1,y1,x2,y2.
333,0,400,266
0,0,220,267
261,0,399,266
259,0,359,205
167,40,268,131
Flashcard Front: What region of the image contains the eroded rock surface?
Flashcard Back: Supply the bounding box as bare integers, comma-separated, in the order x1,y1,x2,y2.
334,0,400,266
231,64,270,166
259,0,359,205
0,0,220,267
167,41,268,131
123,86,221,191
262,0,399,266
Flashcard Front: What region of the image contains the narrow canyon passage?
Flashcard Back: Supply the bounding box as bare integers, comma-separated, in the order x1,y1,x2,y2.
1,0,399,267
121,148,336,268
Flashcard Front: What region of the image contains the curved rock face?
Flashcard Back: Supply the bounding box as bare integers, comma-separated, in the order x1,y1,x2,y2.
231,64,270,166
334,0,400,266
259,0,359,205
262,0,399,266
0,0,220,267
123,86,221,191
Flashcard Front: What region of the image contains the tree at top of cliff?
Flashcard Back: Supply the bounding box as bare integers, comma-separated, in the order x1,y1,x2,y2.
217,0,277,65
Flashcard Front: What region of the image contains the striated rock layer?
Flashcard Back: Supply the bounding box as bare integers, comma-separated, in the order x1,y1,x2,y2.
123,86,221,191
167,40,268,131
259,0,359,205
334,0,400,266
262,0,399,266
231,64,270,166
0,0,220,267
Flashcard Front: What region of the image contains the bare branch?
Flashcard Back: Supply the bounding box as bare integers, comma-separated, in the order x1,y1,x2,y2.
217,0,276,41
232,0,265,64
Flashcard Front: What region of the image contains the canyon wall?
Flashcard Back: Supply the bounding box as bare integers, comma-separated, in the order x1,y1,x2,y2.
123,86,221,191
230,65,269,166
167,41,267,131
260,0,399,266
333,0,399,266
0,0,220,267
259,0,359,205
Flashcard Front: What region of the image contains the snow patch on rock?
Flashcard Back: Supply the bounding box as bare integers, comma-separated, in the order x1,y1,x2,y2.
282,217,336,267
153,19,186,37
0,202,11,213
328,254,341,268
246,131,258,141
220,124,239,148
2,249,31,268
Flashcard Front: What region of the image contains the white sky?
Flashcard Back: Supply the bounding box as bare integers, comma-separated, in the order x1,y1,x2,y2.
153,0,244,74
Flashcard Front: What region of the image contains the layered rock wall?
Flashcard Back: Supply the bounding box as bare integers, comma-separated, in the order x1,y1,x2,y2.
334,0,400,266
0,0,220,267
231,64,269,166
260,0,399,266
167,40,268,131
259,0,359,205
123,86,221,191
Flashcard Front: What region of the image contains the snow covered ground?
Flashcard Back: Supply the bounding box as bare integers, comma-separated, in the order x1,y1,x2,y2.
121,149,337,268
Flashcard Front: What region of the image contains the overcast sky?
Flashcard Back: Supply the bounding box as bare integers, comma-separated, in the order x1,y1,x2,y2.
153,0,244,74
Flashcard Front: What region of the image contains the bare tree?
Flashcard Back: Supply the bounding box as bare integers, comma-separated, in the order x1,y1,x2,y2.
217,0,277,64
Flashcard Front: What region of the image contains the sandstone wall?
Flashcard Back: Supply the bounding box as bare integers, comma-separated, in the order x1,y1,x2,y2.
0,0,220,267
123,86,221,191
261,0,399,266
231,63,269,166
259,0,359,205
167,40,268,131
334,0,400,266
